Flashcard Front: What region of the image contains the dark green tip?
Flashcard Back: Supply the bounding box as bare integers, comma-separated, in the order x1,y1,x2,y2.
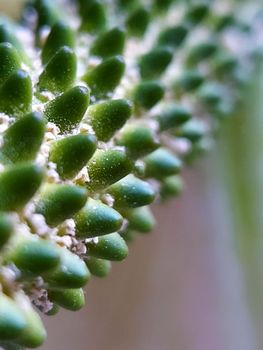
157,25,188,48
0,69,32,117
49,134,97,179
0,163,43,211
125,6,150,37
108,174,156,208
144,148,182,179
36,184,88,226
133,80,164,110
0,42,21,86
90,27,126,59
44,85,90,133
75,198,123,238
48,288,85,311
41,21,75,64
38,46,77,93
87,149,133,191
87,99,132,141
1,112,45,164
138,47,173,79
83,56,125,99
86,232,128,261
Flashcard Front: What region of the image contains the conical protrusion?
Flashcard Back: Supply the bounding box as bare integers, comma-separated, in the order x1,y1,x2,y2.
0,42,21,86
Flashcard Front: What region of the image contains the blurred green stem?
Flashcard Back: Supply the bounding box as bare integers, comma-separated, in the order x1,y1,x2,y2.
221,59,263,349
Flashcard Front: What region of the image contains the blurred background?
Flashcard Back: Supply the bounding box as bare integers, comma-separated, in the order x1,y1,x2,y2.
0,1,263,349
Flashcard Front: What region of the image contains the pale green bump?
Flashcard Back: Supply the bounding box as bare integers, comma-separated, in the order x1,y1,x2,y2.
0,42,21,86
36,184,88,226
108,174,156,208
49,134,97,179
85,257,111,278
44,246,90,289
0,163,43,212
83,56,125,99
87,99,132,141
144,148,182,179
90,27,126,59
38,46,77,93
87,149,133,191
75,198,123,238
1,112,45,164
48,288,85,311
44,85,90,133
0,69,32,117
117,123,160,159
86,232,128,261
41,21,75,64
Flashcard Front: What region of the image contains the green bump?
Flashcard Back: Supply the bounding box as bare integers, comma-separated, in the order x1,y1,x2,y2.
78,0,106,33
0,213,13,249
83,56,125,99
117,124,160,159
120,229,137,243
153,0,174,12
38,46,77,93
0,163,43,211
176,120,206,142
87,99,132,141
48,288,85,311
0,43,21,86
16,297,46,348
198,82,223,107
157,25,188,48
36,184,87,226
117,0,138,10
108,174,155,208
133,81,164,110
0,69,32,117
41,21,75,64
75,198,123,238
6,235,60,276
185,3,209,26
49,134,97,179
87,149,133,191
86,232,128,261
126,206,155,233
0,24,27,63
45,246,90,289
33,0,59,33
44,85,90,133
90,27,126,58
157,104,191,131
0,294,26,342
174,70,204,92
212,52,237,76
45,304,60,316
186,40,218,65
1,112,45,164
85,257,111,277
138,47,173,79
160,175,183,201
144,148,182,179
126,6,150,37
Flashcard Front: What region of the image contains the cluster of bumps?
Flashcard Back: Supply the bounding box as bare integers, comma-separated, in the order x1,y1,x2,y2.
0,0,258,348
